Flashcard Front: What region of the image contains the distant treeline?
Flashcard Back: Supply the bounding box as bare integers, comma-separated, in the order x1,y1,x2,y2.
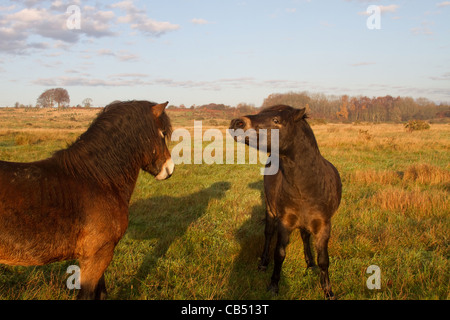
11,89,447,123
167,92,450,123
261,92,450,122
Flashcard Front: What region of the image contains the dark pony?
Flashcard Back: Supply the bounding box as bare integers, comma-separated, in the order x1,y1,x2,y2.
0,100,173,299
230,105,342,299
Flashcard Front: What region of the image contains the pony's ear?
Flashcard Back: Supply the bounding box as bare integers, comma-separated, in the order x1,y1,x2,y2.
152,101,169,117
294,107,306,122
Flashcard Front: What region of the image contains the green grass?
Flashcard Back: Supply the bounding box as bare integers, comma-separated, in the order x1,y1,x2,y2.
0,109,449,300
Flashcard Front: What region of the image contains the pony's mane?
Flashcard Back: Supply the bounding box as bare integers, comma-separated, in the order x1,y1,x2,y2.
261,104,309,120
53,100,172,187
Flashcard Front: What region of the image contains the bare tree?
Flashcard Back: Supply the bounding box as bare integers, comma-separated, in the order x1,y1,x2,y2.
82,98,93,108
37,88,70,108
53,88,70,108
37,90,54,108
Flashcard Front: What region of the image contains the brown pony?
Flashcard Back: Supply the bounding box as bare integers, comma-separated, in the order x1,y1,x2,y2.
230,105,342,299
0,100,174,299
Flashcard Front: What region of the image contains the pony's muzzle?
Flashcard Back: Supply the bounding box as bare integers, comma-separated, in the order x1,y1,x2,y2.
155,158,174,180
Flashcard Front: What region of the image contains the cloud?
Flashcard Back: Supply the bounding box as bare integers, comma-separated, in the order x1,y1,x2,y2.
31,75,308,91
429,72,450,81
111,0,179,36
191,18,210,25
110,0,143,14
0,3,116,54
358,5,399,16
32,75,148,87
154,77,306,91
116,52,139,62
134,19,179,36
411,21,434,36
10,0,50,7
345,0,381,2
96,49,139,62
0,5,16,11
349,82,450,101
0,1,179,54
437,1,450,7
320,21,335,28
109,73,149,78
379,5,400,13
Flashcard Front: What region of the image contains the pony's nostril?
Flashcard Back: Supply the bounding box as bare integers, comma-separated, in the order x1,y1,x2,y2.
166,165,174,178
232,119,245,129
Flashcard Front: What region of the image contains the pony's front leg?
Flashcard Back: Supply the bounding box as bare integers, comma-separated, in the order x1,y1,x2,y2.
258,212,276,271
77,243,115,300
315,223,335,300
268,222,292,294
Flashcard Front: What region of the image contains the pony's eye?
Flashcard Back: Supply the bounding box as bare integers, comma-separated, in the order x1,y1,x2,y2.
273,118,280,124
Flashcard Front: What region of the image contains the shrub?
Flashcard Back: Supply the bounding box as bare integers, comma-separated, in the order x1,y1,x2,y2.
404,120,430,132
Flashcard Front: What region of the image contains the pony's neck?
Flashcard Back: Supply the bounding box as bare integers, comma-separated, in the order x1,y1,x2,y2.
279,122,324,182
54,137,143,203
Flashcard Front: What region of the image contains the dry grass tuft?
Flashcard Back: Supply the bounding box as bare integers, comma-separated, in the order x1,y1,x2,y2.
402,163,450,186
11,131,77,146
351,163,450,187
365,187,448,216
351,169,401,185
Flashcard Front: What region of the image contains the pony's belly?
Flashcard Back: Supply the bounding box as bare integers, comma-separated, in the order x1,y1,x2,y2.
0,247,74,266
0,206,79,266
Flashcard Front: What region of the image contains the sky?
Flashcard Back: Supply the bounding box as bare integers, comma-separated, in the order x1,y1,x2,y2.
0,0,449,108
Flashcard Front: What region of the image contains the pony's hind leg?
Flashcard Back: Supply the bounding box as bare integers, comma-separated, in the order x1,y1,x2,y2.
77,243,115,300
95,275,107,300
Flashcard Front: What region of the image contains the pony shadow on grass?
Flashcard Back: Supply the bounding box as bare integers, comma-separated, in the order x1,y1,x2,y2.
226,181,299,299
225,181,284,299
120,181,230,298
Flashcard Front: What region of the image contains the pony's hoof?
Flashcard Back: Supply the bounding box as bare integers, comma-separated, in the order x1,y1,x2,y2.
267,283,279,295
325,291,336,300
304,264,319,275
258,264,267,272
306,262,317,269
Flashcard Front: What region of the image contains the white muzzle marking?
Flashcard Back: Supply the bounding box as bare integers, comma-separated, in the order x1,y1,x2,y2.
155,158,174,180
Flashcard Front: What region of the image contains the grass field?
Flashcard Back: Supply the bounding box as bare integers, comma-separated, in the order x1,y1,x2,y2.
0,107,448,300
